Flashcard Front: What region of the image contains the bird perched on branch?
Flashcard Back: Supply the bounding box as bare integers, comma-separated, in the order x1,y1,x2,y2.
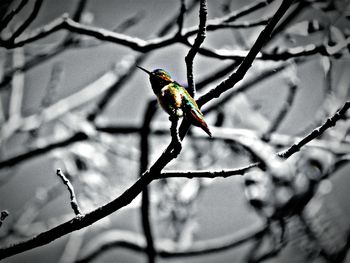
137,66,211,137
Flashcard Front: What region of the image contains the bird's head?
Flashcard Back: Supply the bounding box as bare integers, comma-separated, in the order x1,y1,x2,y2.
137,66,173,94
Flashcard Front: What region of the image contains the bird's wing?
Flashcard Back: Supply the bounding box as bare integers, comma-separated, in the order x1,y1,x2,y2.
177,83,201,111
177,83,204,117
177,84,212,137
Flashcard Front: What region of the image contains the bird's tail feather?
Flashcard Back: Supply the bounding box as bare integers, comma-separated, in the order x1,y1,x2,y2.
187,110,212,137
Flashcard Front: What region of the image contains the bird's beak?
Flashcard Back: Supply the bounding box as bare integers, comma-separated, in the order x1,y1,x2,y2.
136,65,152,75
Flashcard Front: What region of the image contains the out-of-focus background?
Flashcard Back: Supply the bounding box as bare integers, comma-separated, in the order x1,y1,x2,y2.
0,0,350,262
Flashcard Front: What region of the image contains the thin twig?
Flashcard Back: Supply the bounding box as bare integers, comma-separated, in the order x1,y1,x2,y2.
197,0,297,107
176,0,186,35
220,0,275,23
202,60,300,114
196,61,240,91
157,162,259,179
0,0,88,91
0,0,275,51
0,0,29,32
56,169,82,216
0,163,156,259
183,17,270,39
279,101,350,159
185,0,207,96
0,183,63,241
0,132,89,170
71,0,88,22
1,40,341,93
270,0,308,40
8,0,43,42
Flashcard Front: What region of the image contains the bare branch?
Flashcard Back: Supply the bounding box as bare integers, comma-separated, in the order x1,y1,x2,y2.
0,0,88,91
176,0,186,35
158,0,199,37
270,0,308,40
0,0,275,52
8,0,43,42
71,0,89,22
158,162,259,179
56,169,82,216
2,16,332,92
197,0,296,107
183,17,270,37
0,132,89,170
0,183,63,241
0,0,29,32
1,15,169,50
220,0,275,23
202,60,298,115
189,41,345,61
279,101,350,158
0,164,155,260
185,0,207,96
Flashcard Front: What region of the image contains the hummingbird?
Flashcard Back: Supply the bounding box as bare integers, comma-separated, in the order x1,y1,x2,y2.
137,66,212,137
